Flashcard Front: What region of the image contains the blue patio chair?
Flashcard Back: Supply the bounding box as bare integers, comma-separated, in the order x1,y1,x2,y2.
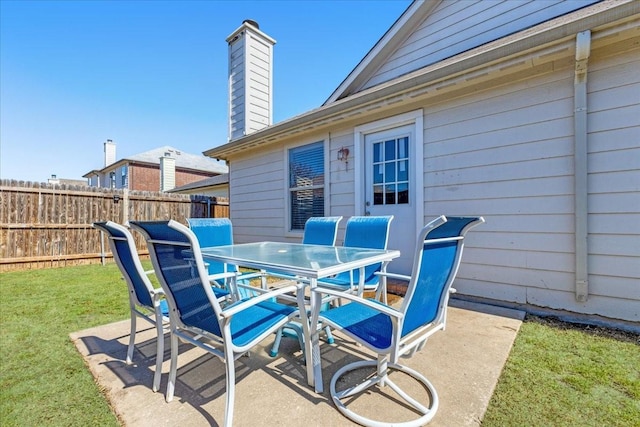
311,215,484,427
302,216,343,245
187,217,262,298
129,220,302,427
317,215,394,302
269,216,343,357
92,221,169,393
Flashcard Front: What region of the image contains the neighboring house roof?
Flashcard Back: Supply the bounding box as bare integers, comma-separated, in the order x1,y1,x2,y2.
167,173,229,193
204,0,636,161
84,146,228,177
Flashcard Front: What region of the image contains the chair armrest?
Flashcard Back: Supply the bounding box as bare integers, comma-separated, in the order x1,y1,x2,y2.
220,284,302,318
207,271,238,282
151,288,165,298
375,271,411,282
237,271,264,281
311,287,402,319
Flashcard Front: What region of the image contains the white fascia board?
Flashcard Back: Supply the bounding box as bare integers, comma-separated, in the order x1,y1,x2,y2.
324,0,437,105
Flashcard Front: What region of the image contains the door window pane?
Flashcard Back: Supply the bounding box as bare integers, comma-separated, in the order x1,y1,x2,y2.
385,162,395,182
373,164,383,184
373,185,384,205
397,183,409,204
385,140,396,160
397,160,408,181
385,184,396,204
370,135,409,206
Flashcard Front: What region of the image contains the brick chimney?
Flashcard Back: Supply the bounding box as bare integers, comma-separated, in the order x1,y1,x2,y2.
226,19,275,141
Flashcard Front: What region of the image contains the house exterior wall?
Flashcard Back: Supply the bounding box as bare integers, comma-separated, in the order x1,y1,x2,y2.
224,23,638,322
127,163,215,191
419,38,639,322
229,148,288,243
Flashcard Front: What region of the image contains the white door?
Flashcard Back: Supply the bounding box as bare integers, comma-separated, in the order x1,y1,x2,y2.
364,125,416,274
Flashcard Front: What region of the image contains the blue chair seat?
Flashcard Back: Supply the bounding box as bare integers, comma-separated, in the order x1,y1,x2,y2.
317,299,393,351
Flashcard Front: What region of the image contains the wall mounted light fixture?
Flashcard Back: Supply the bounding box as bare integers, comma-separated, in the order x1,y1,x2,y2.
337,147,350,171
337,147,349,161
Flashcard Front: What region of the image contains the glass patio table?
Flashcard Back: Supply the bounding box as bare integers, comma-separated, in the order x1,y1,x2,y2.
200,241,401,393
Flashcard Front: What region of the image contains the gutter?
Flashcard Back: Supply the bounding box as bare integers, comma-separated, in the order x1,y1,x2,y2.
574,30,591,303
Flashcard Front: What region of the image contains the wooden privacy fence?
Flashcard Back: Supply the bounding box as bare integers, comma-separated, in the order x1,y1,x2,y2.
0,180,229,271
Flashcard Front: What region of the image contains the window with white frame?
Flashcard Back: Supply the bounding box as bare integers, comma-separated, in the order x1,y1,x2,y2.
288,141,324,230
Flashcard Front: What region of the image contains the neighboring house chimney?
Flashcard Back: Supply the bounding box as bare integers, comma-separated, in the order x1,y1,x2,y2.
104,139,116,167
159,153,176,192
226,19,275,141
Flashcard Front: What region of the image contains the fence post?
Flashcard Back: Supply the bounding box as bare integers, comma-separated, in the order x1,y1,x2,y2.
99,230,106,266
122,188,129,224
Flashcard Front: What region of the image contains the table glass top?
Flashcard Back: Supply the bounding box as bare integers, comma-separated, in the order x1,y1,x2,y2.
200,242,399,277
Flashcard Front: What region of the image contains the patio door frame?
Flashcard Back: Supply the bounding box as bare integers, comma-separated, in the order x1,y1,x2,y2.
353,109,424,257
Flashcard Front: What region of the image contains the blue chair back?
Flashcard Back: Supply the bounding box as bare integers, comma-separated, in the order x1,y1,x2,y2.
93,221,154,308
131,220,223,337
401,216,484,337
337,215,394,284
187,218,236,276
302,216,343,245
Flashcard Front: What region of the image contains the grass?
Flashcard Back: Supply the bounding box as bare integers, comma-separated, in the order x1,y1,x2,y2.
483,316,640,427
1,263,638,426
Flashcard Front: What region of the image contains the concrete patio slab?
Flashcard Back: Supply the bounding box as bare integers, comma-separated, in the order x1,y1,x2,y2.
70,299,524,426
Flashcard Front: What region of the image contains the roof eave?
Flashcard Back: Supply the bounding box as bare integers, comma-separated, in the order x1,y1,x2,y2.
203,0,638,161
324,0,439,105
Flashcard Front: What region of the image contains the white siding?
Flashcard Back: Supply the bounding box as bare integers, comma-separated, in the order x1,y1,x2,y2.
585,44,640,312
228,24,274,140
230,148,286,242
422,44,639,321
229,37,246,140
328,128,356,223
363,0,599,90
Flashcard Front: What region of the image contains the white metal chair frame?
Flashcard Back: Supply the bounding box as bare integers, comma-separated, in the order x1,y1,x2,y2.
131,220,304,427
312,215,485,427
93,221,169,392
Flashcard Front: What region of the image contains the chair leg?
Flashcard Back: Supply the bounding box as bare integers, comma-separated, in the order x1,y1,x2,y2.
270,328,284,357
330,360,439,427
126,311,137,365
270,323,306,357
165,332,179,402
223,347,236,427
324,326,334,344
152,316,164,392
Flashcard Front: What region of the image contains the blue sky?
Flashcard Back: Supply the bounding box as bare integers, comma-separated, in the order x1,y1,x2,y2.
1,0,412,182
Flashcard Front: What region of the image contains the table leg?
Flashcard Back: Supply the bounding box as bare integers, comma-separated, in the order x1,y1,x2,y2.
303,278,324,393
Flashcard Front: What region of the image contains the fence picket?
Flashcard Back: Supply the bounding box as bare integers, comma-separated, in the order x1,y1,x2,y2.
0,179,228,271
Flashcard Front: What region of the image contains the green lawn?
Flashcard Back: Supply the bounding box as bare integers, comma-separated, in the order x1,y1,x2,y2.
1,263,638,426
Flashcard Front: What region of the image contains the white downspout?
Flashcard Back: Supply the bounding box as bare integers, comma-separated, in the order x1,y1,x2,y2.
574,30,590,303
